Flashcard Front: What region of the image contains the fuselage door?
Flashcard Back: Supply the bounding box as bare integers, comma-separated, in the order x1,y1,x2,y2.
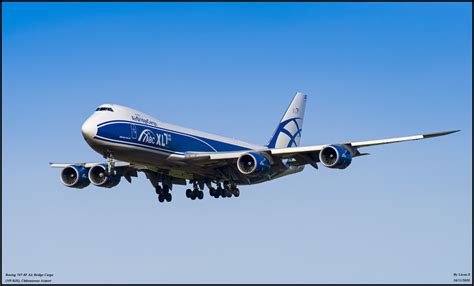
131,124,137,140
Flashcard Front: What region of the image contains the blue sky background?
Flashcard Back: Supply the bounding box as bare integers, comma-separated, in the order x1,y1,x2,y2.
2,3,472,283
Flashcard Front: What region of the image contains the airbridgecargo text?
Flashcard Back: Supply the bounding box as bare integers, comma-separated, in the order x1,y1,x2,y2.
131,114,158,127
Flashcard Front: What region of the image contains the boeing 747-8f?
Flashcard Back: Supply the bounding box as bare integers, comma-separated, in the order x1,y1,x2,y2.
50,92,458,203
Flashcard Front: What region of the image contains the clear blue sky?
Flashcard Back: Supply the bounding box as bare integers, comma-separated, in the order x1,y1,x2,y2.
2,2,472,283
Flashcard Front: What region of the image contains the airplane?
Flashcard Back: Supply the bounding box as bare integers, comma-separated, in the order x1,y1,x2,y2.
50,92,459,203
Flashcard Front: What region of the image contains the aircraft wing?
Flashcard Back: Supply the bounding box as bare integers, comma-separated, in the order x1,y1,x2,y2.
49,160,147,184
49,161,132,168
271,130,459,155
50,130,458,173
183,130,459,167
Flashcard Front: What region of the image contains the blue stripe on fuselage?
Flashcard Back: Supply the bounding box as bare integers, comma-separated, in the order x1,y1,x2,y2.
95,120,251,153
94,135,179,155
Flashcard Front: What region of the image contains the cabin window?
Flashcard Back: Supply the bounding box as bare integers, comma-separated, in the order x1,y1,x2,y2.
95,107,114,112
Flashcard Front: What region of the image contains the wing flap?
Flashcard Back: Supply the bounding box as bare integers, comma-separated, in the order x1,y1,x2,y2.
270,145,325,156
184,150,268,161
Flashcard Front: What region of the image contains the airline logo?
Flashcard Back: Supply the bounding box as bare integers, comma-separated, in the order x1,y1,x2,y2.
341,148,350,158
138,129,172,147
131,113,158,127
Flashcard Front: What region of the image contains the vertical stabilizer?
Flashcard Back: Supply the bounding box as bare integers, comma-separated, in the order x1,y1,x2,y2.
267,92,307,149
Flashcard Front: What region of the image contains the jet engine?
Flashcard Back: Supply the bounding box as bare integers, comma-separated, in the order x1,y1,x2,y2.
319,145,353,169
60,165,91,189
237,152,271,175
88,164,122,188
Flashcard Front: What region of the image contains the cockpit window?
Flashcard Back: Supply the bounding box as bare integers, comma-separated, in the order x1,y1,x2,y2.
95,107,114,112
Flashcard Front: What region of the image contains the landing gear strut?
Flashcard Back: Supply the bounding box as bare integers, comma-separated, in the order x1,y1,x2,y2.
104,151,116,175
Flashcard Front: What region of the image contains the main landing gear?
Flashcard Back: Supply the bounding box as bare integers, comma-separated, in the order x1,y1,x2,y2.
185,181,204,200
156,184,172,203
185,181,240,200
209,182,240,199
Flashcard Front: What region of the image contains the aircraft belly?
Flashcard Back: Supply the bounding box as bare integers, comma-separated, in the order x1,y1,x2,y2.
94,141,221,179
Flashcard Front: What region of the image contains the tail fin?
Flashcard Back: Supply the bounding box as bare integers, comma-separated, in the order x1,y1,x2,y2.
267,92,307,148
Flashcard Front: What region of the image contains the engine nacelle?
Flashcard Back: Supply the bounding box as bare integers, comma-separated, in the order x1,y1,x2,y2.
60,165,91,189
237,152,271,175
88,164,121,188
319,145,353,169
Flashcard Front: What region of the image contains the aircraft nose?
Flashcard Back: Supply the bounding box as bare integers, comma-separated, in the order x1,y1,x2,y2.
81,118,97,141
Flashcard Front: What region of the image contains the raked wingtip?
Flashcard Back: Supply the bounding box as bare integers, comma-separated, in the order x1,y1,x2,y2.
423,130,460,138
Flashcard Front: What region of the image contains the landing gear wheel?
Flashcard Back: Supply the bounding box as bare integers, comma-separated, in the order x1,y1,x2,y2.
197,190,204,200
163,185,170,194
186,189,192,198
224,189,232,198
190,189,198,200
165,192,172,202
155,185,162,195
158,193,165,203
217,187,223,197
209,188,216,196
233,188,240,197
213,187,220,198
